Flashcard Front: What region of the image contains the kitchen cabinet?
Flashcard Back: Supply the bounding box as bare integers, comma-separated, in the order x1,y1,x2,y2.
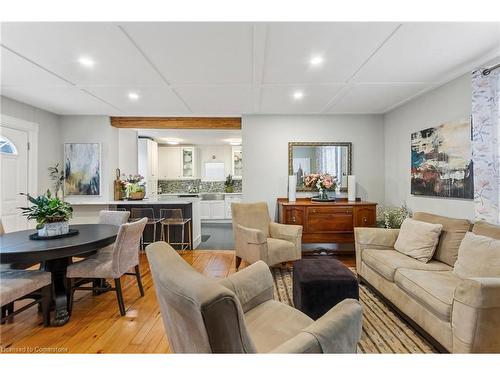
157,146,197,179
138,138,158,199
200,200,226,220
224,194,242,219
231,146,242,178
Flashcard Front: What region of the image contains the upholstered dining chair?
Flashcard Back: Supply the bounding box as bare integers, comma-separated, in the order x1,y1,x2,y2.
1,269,52,326
146,241,363,353
66,218,147,316
99,209,130,226
231,202,302,268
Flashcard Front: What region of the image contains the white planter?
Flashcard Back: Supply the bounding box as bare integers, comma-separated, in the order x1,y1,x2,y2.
38,221,69,237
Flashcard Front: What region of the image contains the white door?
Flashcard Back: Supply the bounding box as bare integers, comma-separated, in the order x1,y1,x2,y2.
0,126,29,232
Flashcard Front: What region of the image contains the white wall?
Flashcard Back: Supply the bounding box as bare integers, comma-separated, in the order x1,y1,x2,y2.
1,96,62,194
59,115,118,204
384,74,474,219
242,115,385,218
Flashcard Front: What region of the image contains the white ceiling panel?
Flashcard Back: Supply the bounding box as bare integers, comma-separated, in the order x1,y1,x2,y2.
1,85,120,115
260,84,344,113
263,23,399,84
1,47,70,87
354,23,500,83
83,86,189,115
328,84,431,113
1,22,162,86
174,85,254,114
121,23,253,84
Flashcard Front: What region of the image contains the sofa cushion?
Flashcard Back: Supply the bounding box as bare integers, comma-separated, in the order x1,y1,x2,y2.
394,218,443,263
362,249,451,282
394,269,462,322
245,299,313,353
413,212,471,267
473,220,500,240
453,232,500,279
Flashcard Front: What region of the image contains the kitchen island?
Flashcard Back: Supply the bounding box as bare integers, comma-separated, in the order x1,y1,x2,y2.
68,198,201,249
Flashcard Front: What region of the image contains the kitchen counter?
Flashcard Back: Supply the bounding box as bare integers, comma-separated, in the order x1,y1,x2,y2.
68,199,192,205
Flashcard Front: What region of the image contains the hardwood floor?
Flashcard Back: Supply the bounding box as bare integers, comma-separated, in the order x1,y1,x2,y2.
0,250,354,354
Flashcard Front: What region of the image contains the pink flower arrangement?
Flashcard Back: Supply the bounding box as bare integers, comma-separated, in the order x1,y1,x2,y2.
303,173,337,191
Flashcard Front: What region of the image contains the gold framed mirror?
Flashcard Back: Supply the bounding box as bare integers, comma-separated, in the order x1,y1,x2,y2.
288,142,352,192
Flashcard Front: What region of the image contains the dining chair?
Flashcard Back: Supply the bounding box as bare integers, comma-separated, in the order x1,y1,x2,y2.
1,269,52,326
99,210,130,226
66,218,147,316
130,208,161,250
159,209,192,250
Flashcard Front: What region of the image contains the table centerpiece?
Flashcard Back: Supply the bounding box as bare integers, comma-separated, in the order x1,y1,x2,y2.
20,190,74,237
304,173,338,202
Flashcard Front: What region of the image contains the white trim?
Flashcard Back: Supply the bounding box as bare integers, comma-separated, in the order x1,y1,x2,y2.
0,114,38,196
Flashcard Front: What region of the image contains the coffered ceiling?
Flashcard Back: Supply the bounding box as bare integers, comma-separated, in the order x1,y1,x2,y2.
1,22,499,116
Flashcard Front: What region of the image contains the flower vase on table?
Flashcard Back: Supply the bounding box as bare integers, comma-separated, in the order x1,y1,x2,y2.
303,173,338,202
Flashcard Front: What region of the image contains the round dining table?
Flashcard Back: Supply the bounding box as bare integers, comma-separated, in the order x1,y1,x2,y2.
0,224,118,326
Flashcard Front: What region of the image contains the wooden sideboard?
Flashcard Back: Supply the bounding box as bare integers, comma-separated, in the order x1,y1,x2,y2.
277,198,377,244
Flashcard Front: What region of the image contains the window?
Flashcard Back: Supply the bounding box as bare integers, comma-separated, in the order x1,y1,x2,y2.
0,136,18,155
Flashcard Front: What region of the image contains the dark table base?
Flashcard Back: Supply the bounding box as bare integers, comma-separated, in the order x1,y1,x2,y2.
43,258,71,326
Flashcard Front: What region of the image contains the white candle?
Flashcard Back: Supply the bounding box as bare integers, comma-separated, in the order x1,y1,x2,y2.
348,175,356,201
288,175,297,202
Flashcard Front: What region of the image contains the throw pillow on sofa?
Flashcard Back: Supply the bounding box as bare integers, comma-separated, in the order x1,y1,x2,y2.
453,232,500,279
394,218,443,263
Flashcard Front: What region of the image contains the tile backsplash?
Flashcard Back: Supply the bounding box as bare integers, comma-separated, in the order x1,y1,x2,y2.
158,179,242,194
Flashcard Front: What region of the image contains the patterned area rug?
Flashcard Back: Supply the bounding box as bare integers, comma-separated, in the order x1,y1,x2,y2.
271,267,437,353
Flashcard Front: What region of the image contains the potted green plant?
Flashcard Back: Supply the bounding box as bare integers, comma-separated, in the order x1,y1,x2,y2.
121,174,146,200
20,190,73,237
376,203,412,228
225,174,234,193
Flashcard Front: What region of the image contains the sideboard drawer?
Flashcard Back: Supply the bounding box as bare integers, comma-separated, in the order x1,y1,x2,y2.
306,206,353,232
283,207,304,225
354,206,376,227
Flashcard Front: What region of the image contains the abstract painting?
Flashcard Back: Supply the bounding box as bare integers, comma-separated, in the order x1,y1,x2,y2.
411,119,473,199
64,143,101,195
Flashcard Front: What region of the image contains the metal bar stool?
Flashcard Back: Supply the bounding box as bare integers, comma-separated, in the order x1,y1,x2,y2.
159,209,192,250
130,208,162,250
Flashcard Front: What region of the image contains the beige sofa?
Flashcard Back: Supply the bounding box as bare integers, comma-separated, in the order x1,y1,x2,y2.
355,212,500,353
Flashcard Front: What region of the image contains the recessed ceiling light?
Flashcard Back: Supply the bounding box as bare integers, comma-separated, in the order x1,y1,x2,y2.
293,91,304,100
309,55,324,66
128,92,140,101
167,141,179,145
229,142,241,146
160,137,182,145
78,56,95,68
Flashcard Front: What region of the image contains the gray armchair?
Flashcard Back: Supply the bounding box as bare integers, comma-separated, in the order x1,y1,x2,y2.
146,241,363,353
231,202,302,268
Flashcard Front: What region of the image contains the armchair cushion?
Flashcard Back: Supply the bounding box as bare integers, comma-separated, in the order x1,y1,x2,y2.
362,249,451,282
231,202,271,238
218,261,274,313
245,299,314,353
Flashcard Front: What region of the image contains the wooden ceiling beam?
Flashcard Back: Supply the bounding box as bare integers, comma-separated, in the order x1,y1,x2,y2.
110,117,241,130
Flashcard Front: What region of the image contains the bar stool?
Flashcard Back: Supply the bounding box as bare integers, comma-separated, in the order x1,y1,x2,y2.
130,208,162,250
159,209,192,250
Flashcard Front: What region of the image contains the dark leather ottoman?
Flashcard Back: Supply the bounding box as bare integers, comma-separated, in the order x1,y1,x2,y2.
293,258,359,320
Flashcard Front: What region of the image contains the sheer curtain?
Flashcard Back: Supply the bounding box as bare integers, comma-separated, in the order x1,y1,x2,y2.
472,67,500,223
315,147,337,175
